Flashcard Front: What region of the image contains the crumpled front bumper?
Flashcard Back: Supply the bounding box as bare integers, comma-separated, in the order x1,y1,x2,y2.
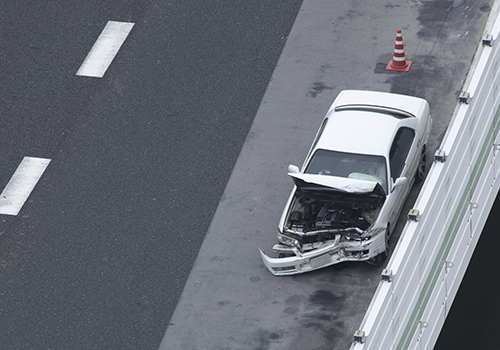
259,235,372,276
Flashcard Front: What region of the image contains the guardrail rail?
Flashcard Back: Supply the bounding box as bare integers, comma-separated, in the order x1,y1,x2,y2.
350,9,500,350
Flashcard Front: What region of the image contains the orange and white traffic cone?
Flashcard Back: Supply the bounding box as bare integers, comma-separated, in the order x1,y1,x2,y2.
386,29,412,72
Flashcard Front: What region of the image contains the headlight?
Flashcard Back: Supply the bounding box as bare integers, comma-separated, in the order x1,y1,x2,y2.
341,232,362,241
277,232,301,248
364,227,385,238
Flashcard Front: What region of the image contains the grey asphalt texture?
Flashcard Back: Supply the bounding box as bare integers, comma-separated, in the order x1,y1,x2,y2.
0,0,495,350
0,1,302,349
159,1,495,350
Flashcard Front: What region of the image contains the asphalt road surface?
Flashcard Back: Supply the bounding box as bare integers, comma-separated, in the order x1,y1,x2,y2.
0,1,495,350
0,1,302,349
159,1,495,350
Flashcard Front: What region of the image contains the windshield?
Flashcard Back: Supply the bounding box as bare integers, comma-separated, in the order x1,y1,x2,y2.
305,149,388,194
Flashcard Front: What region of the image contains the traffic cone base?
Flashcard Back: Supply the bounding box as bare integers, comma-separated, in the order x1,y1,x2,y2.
386,59,412,72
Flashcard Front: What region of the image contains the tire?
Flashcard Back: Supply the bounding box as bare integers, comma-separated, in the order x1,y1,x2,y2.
371,249,388,266
415,145,427,183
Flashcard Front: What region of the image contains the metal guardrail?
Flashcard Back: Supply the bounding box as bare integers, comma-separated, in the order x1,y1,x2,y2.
350,9,500,350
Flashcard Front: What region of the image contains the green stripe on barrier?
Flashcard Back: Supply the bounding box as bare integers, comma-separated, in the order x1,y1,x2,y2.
396,104,500,350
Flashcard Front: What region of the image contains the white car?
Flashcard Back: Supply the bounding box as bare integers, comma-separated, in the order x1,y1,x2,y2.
260,90,432,275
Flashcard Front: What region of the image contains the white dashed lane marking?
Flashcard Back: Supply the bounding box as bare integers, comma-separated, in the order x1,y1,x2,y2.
0,157,51,216
76,21,135,78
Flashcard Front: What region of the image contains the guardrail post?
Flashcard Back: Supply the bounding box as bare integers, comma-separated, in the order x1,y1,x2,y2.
482,33,494,46
353,330,366,343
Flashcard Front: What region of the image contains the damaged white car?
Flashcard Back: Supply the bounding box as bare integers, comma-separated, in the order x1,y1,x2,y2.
260,90,432,275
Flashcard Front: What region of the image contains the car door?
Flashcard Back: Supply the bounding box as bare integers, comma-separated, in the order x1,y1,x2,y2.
388,126,418,224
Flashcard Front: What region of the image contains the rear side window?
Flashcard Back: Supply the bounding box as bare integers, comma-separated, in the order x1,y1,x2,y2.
389,127,415,181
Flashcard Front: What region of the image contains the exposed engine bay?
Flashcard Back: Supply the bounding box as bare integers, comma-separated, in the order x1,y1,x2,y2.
283,190,384,248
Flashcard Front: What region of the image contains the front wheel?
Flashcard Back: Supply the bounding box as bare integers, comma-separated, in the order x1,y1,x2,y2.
370,248,388,266
367,226,390,266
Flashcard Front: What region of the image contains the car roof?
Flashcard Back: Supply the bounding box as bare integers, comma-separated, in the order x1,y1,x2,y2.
312,90,427,158
314,109,400,157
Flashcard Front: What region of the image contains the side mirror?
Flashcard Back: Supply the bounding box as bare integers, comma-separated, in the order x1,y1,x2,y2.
392,177,408,191
288,164,300,173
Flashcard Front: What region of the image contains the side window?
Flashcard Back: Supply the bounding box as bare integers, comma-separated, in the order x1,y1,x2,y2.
389,127,415,181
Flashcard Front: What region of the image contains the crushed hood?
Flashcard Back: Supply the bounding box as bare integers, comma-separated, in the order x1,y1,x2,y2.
289,173,385,196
